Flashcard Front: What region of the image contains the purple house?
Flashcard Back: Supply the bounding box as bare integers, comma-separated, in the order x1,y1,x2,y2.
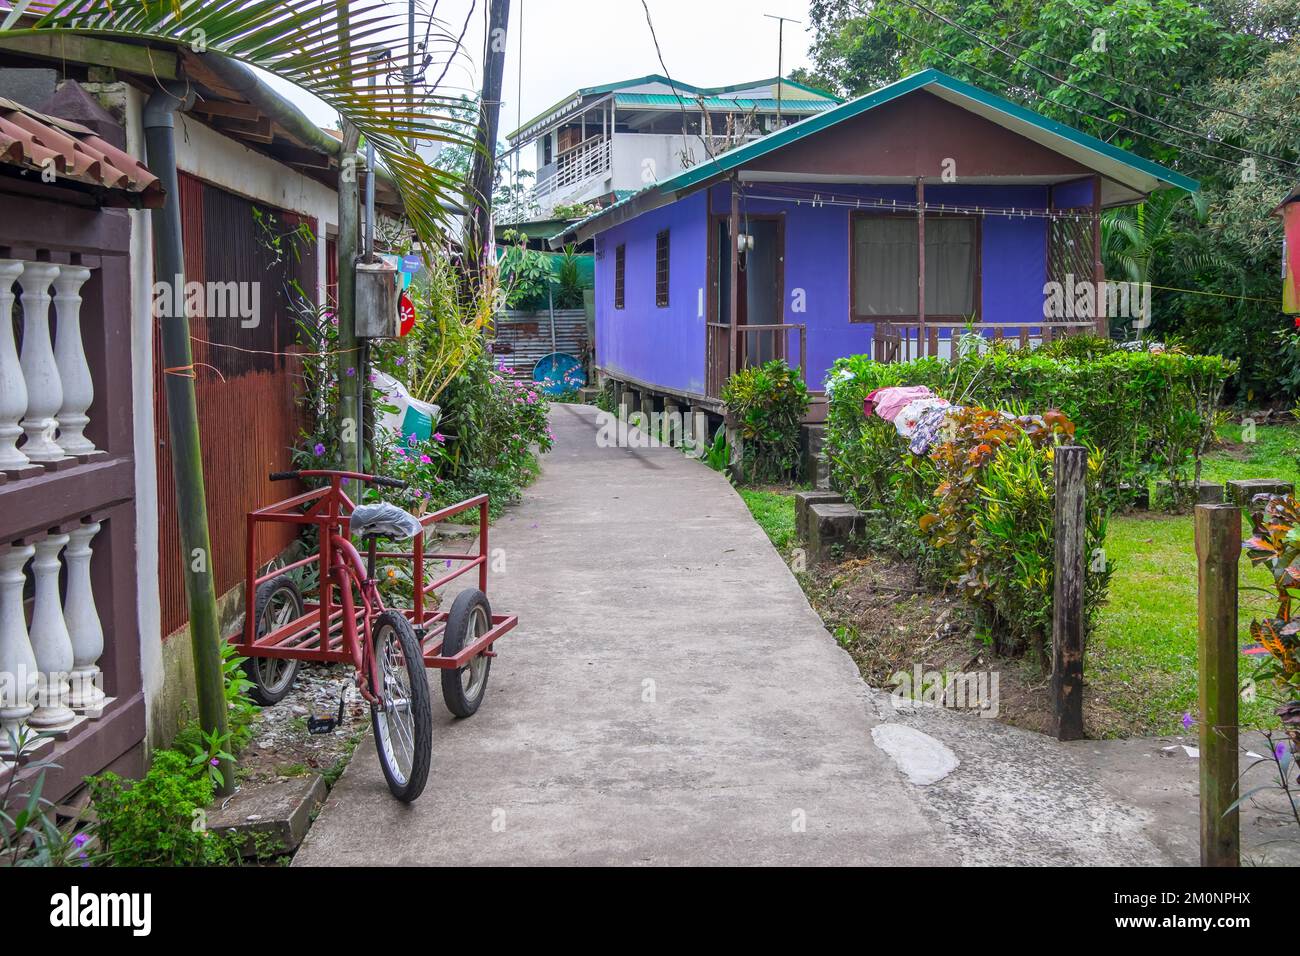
549,69,1196,421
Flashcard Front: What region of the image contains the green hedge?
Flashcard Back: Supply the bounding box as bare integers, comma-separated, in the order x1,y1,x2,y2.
820,338,1233,656
825,338,1236,503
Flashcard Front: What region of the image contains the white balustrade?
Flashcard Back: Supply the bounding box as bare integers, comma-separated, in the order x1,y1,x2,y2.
65,521,105,711
27,533,74,730
17,262,65,463
53,265,95,456
0,260,29,471
0,542,36,754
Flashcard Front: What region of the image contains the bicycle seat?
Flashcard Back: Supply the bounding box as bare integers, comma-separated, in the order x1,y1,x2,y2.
349,502,422,541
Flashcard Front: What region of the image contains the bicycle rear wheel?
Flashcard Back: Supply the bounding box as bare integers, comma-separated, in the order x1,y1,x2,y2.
369,609,432,802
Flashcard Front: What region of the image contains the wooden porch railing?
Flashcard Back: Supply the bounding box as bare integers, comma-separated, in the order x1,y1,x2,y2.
872,320,1098,363
706,322,807,398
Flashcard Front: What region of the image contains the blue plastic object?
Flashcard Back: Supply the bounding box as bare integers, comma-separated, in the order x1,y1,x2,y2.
532,352,587,395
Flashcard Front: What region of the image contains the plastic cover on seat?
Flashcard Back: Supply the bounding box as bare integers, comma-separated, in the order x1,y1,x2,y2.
349,502,423,541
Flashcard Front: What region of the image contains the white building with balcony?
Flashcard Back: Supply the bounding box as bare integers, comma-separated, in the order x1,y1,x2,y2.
507,74,840,218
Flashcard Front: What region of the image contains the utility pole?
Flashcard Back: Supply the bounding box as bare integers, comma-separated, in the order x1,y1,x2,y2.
763,13,800,128
465,0,511,287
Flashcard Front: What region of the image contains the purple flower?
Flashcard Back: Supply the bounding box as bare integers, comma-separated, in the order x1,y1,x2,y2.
433,432,446,444
346,367,356,377
313,442,326,457
1181,712,1193,730
1277,742,1289,761
419,454,432,464
210,757,219,766
73,833,88,849
396,356,406,366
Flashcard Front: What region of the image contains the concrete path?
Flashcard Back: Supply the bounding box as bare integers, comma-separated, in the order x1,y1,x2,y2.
295,402,948,865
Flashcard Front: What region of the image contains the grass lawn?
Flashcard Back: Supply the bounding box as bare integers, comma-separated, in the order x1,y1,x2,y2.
737,487,799,554
737,423,1300,738
1093,422,1298,735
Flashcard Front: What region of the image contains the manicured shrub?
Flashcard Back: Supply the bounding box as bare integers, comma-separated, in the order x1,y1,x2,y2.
825,342,1235,501
721,360,810,483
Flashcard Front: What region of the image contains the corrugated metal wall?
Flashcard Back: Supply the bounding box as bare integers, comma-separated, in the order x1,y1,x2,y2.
491,309,589,382
154,172,316,637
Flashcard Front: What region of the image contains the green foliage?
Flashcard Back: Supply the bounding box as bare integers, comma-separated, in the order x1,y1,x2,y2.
552,201,599,220
825,345,1235,504
498,230,553,310
555,244,587,309
702,426,731,474
721,360,811,483
88,751,240,867
1243,495,1300,716
1,730,91,867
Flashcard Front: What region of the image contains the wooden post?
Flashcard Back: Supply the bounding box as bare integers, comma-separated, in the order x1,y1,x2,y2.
1052,445,1087,741
1091,173,1106,338
916,176,926,357
728,181,740,380
1194,503,1241,867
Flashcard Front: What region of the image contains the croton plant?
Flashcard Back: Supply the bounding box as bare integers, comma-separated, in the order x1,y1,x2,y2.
1244,495,1300,752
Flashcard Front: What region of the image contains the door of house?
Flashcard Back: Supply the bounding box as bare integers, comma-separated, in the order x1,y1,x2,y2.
709,215,784,394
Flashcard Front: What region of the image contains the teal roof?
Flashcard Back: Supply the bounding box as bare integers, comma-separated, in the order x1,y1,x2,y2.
508,74,841,141
613,93,838,113
549,68,1200,247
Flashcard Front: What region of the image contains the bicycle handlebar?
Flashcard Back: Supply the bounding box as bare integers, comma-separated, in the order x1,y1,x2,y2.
268,469,408,490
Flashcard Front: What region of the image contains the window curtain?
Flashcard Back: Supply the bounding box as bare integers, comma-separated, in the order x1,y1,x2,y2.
853,216,976,317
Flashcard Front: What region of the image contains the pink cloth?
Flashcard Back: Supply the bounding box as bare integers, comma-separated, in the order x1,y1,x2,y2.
866,385,937,423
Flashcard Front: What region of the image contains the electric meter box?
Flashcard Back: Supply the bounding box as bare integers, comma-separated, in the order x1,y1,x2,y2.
355,259,400,338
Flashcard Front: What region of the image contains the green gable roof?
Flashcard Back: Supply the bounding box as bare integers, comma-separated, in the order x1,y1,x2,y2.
550,68,1200,247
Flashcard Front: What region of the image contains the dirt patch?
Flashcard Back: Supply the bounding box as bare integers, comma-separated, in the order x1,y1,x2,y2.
803,553,1130,737
236,664,370,790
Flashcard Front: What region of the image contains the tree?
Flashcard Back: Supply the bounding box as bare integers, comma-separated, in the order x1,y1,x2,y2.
7,0,476,251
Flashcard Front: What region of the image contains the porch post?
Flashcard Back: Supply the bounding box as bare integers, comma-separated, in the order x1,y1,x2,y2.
916,176,926,358
729,180,740,380
1092,173,1106,337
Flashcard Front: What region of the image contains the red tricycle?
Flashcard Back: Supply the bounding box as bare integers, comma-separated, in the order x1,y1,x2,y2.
236,469,517,802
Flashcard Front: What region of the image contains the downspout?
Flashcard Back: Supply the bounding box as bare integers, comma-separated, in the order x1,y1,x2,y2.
143,82,234,794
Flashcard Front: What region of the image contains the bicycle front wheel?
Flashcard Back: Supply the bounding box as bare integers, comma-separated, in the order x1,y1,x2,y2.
369,610,432,802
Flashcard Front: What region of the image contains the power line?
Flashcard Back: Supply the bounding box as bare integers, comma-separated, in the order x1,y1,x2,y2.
843,0,1294,186
892,0,1300,172
639,0,726,173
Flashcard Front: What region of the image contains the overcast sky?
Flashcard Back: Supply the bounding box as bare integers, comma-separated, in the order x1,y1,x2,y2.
260,0,817,174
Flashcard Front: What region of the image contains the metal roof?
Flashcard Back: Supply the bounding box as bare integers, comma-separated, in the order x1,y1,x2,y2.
507,74,841,142
550,69,1200,247
613,93,837,113
0,94,162,206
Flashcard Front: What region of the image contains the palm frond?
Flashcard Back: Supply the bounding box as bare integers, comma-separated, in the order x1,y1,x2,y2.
3,0,480,253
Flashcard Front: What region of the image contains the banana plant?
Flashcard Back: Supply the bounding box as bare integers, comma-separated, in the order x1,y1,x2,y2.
0,0,477,249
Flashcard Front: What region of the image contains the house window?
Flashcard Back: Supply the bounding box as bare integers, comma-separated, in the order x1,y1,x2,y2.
614,244,626,310
851,215,977,319
655,230,670,307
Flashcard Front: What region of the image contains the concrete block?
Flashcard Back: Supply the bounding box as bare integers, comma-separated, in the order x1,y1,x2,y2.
807,502,862,565
1154,480,1227,507
1226,478,1294,508
794,490,844,541
208,773,327,858
1119,482,1150,510
800,424,826,485
661,399,683,447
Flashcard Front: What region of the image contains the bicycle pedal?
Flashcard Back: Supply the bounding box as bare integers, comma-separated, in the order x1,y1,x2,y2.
307,683,348,735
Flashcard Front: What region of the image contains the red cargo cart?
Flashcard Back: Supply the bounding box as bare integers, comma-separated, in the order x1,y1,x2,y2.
236,469,517,801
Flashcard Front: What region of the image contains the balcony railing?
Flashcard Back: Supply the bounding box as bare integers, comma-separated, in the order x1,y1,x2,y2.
706,322,807,397
534,136,611,204
0,256,111,756
0,258,101,473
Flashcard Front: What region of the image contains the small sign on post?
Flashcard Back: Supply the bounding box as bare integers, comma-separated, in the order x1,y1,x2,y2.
1194,502,1241,867
1052,445,1087,741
